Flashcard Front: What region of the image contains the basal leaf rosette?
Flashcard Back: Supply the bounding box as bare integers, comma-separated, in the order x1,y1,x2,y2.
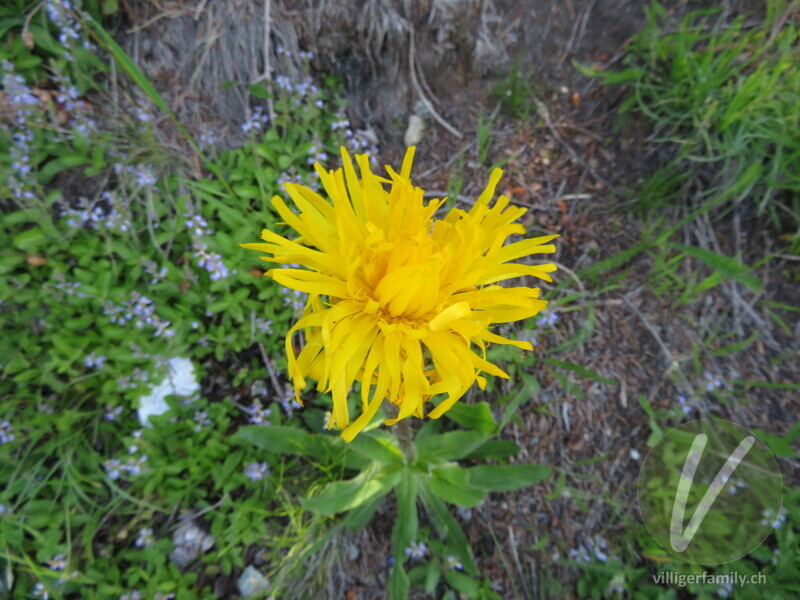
243,147,557,441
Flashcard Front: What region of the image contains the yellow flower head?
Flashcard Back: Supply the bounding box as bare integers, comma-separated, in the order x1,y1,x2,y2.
243,147,557,441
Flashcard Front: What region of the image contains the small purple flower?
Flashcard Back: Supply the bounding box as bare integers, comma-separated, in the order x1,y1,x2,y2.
676,394,692,415
103,458,122,480
135,107,151,122
246,401,272,426
135,527,155,548
193,410,212,432
241,106,268,134
282,286,307,316
703,372,723,392
254,317,272,334
46,554,66,571
569,536,609,563
198,131,216,149
0,420,15,444
244,462,270,481
105,405,123,421
85,353,107,369
519,330,537,347
32,582,50,599
404,541,426,560
445,555,462,570
124,455,148,476
760,507,787,529
569,546,591,563
280,388,303,417
535,308,559,327
135,165,157,188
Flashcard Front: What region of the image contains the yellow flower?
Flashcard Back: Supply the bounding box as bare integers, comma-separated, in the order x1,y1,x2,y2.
243,147,557,442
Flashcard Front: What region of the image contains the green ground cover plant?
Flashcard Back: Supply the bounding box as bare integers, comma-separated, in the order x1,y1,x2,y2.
0,3,381,598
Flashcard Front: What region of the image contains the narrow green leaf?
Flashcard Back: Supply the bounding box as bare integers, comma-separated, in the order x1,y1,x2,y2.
423,560,440,594
467,464,551,491
710,332,759,356
343,494,383,532
388,562,410,600
393,470,419,556
418,482,477,574
579,243,650,281
545,358,617,385
464,440,521,460
497,386,533,431
670,243,762,292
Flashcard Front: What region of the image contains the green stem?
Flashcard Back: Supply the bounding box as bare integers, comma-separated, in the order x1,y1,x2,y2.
384,401,416,463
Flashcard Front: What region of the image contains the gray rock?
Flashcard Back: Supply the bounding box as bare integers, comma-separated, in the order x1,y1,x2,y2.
237,565,269,597
169,519,215,569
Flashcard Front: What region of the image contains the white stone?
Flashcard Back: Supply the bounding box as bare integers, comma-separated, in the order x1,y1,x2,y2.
137,357,199,426
404,114,425,147
237,565,269,597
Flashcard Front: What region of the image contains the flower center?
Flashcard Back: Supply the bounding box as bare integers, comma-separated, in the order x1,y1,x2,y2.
355,231,443,321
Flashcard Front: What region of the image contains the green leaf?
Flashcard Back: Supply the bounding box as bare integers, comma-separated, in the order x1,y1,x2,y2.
388,562,410,600
254,144,277,163
423,560,440,594
753,424,800,459
415,431,488,461
231,425,313,455
249,84,271,99
429,463,486,507
12,228,47,252
232,184,262,200
348,430,404,464
444,570,480,595
579,242,650,281
464,440,521,460
497,386,533,431
544,358,617,385
710,332,759,356
443,401,496,434
343,494,383,532
393,470,419,552
38,154,90,184
418,482,477,574
670,243,762,293
467,464,551,492
301,464,401,516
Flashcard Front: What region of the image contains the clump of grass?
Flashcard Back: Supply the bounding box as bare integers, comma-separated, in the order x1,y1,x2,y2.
586,1,800,250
